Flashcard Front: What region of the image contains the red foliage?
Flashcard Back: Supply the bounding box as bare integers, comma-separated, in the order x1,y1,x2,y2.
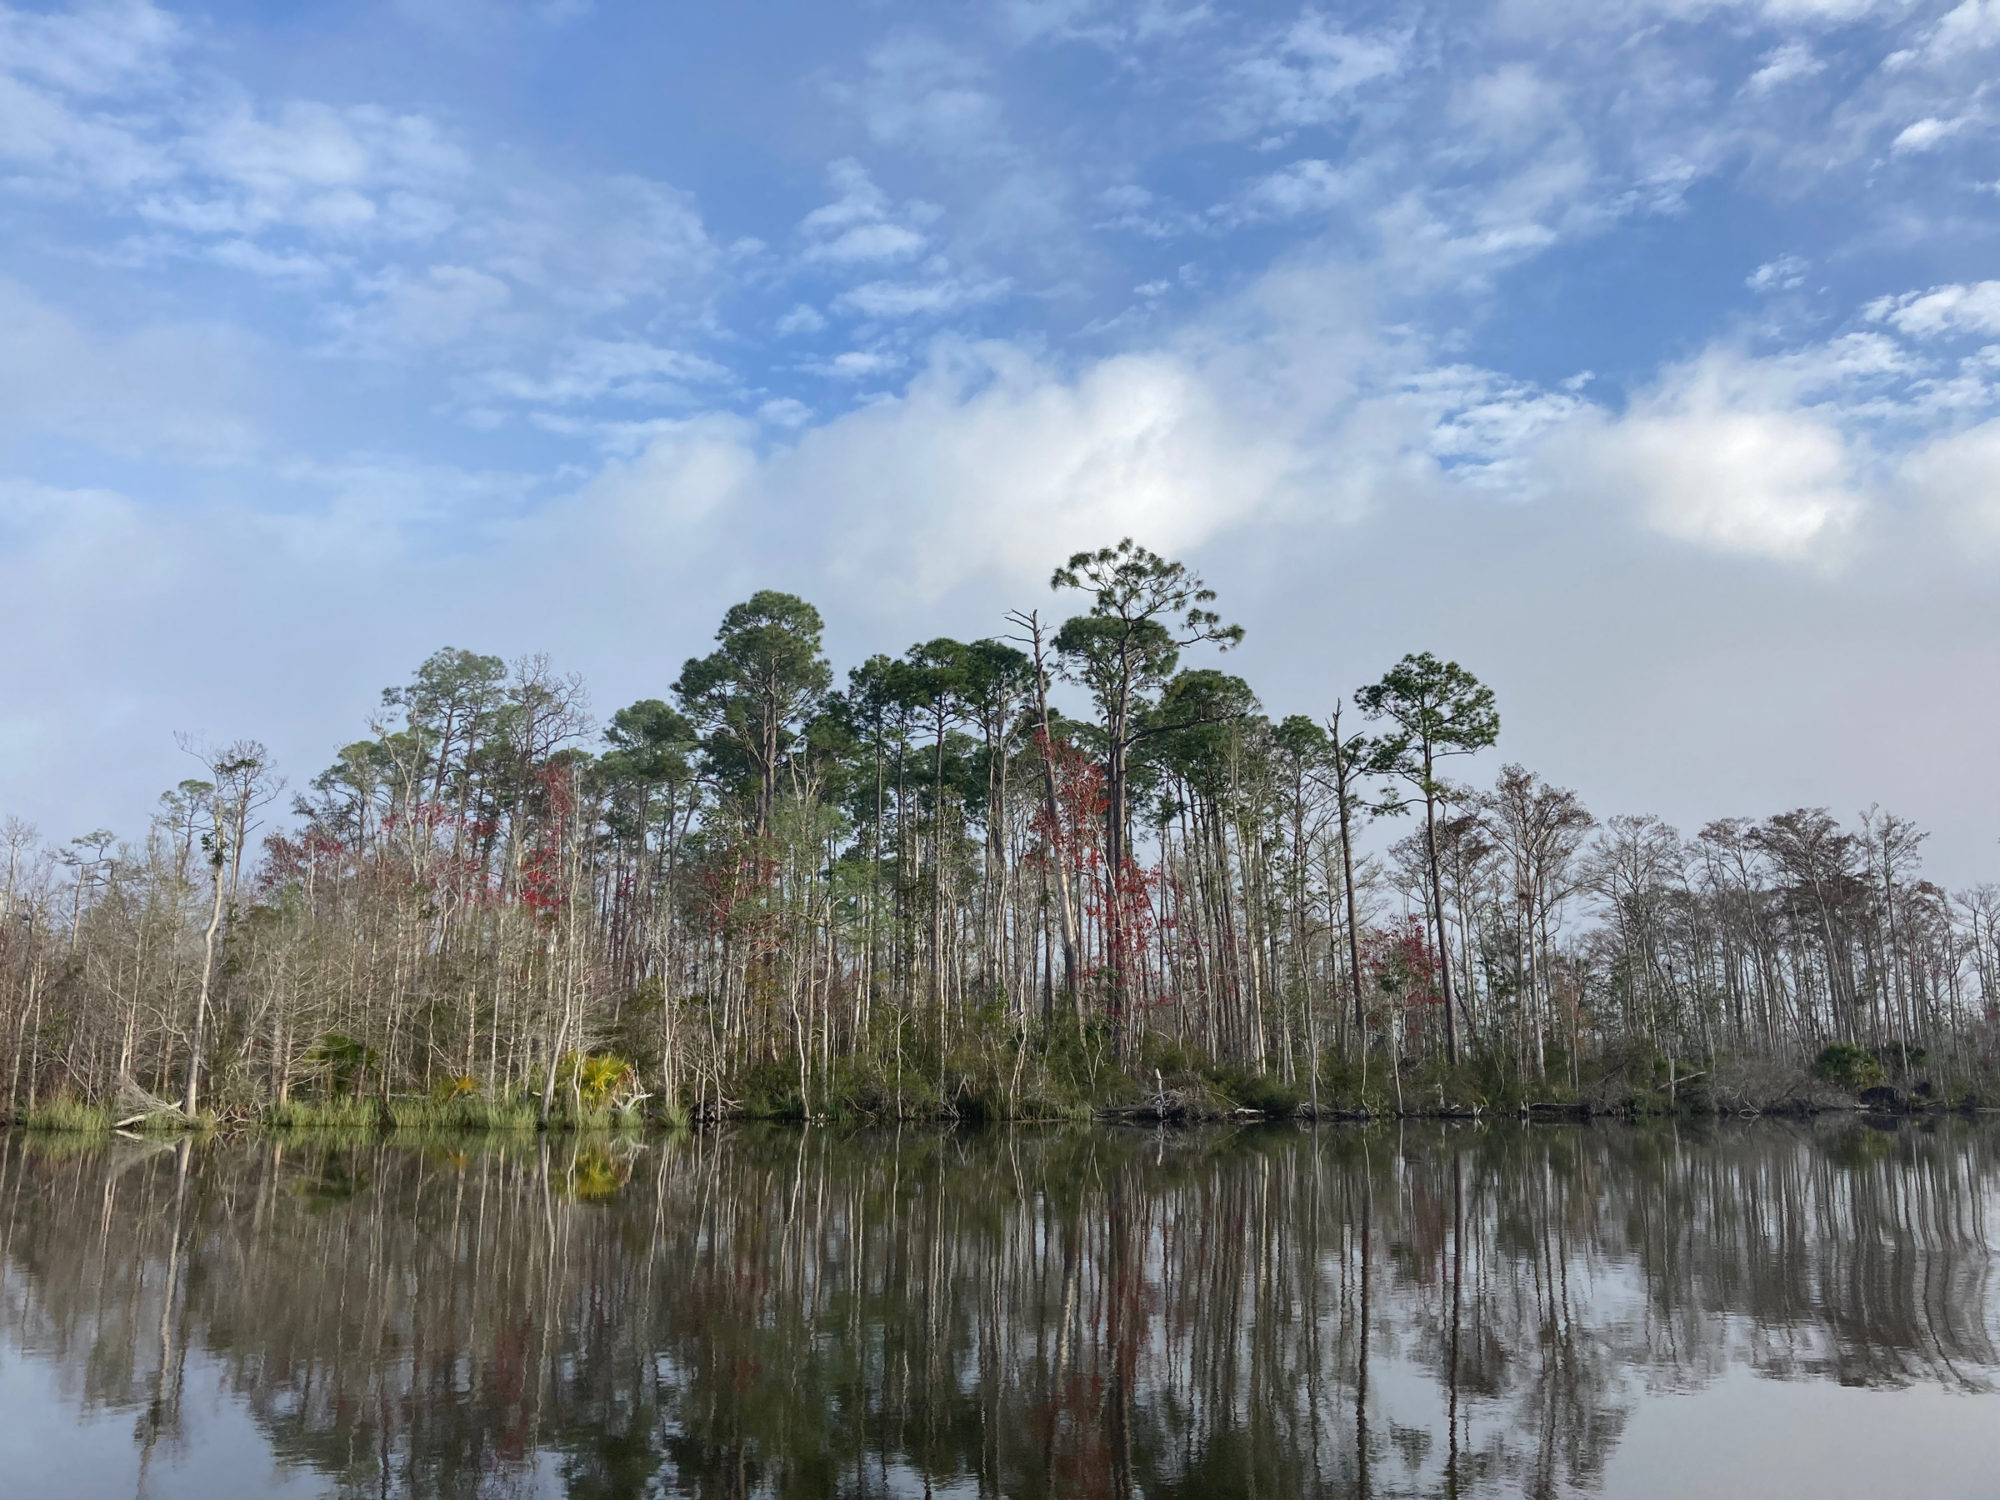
692,844,783,957
1360,915,1444,1048
1093,858,1163,1011
1027,729,1106,890
520,764,574,919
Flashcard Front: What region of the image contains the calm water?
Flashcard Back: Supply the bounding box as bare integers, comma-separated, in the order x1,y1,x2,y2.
1,1122,1997,1500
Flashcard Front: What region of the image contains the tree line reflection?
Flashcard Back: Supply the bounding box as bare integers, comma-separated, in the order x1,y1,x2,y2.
1,1121,1995,1499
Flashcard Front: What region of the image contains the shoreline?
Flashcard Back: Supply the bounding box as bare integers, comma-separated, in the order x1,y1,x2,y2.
7,1093,1987,1136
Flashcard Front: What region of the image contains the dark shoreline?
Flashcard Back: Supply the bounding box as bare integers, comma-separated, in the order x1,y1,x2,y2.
10,1093,1989,1136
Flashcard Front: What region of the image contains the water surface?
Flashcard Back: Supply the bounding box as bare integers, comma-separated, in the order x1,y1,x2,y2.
2,1121,1996,1498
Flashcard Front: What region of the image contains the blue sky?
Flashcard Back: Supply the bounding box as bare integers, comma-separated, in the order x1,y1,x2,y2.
2,0,1997,877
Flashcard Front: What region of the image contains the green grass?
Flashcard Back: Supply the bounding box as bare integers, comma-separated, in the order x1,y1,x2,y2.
387,1094,538,1130
267,1097,383,1129
263,1091,616,1131
23,1096,111,1132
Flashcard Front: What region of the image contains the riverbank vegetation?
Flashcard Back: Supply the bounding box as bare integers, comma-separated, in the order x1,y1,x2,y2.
4,539,1995,1128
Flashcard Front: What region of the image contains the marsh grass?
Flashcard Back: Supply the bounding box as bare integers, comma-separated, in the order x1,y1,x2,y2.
267,1098,383,1129
24,1096,111,1132
387,1095,538,1131
263,1091,622,1132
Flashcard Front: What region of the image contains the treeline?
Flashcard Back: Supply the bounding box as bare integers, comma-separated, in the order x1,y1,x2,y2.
3,539,1996,1123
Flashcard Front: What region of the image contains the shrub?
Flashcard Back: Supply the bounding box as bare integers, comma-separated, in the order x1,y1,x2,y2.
1874,1041,1928,1076
1812,1043,1885,1089
1208,1066,1302,1116
561,1051,639,1110
733,1059,806,1119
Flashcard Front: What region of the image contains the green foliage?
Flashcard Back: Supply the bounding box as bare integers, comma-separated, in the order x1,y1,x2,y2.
1403,1055,1489,1113
733,1059,807,1120
675,590,833,826
301,1032,377,1098
1464,1047,1528,1111
140,1108,211,1133
1874,1041,1928,1076
1355,651,1501,794
1813,1043,1886,1089
563,1051,638,1110
24,1095,111,1132
824,1051,940,1121
1138,1032,1193,1078
1205,1067,1302,1116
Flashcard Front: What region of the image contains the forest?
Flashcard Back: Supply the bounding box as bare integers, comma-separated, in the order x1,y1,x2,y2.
3,539,1995,1126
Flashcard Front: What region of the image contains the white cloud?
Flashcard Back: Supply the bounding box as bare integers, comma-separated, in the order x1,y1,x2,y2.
997,0,1214,47
392,0,596,33
1893,0,2000,67
808,350,905,381
839,35,1005,155
1450,64,1561,153
776,303,828,335
555,413,757,537
757,340,1307,593
1746,42,1825,92
1891,116,1965,153
0,0,176,191
1753,0,1883,17
1225,14,1405,135
1554,351,1864,559
834,275,1011,319
1230,158,1359,220
1095,182,1202,237
757,397,814,428
475,174,713,312
1933,0,2000,49
1416,365,1591,490
0,0,181,95
798,158,935,265
476,340,731,406
1496,0,1886,30
810,221,929,264
332,264,512,355
0,278,258,462
1747,254,1809,292
207,238,332,280
0,3,718,383
162,98,468,239
1867,281,2000,337
1901,415,2000,544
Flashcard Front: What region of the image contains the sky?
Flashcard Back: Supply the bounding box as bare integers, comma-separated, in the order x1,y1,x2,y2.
0,0,1996,882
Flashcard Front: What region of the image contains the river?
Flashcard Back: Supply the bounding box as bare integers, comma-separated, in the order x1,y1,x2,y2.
1,1120,1995,1498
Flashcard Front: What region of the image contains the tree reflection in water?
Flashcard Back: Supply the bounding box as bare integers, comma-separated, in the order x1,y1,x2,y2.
1,1122,1995,1499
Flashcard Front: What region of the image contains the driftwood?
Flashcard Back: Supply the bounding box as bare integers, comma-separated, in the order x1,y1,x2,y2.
112,1074,185,1130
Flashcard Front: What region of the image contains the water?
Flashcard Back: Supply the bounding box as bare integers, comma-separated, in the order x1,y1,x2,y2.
1,1121,1996,1499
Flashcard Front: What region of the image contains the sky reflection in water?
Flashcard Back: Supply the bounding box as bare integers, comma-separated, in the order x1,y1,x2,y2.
0,1121,1995,1499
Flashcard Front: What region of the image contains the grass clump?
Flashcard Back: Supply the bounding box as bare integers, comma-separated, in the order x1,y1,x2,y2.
387,1089,537,1131
543,1103,645,1132
268,1097,383,1129
24,1095,111,1132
